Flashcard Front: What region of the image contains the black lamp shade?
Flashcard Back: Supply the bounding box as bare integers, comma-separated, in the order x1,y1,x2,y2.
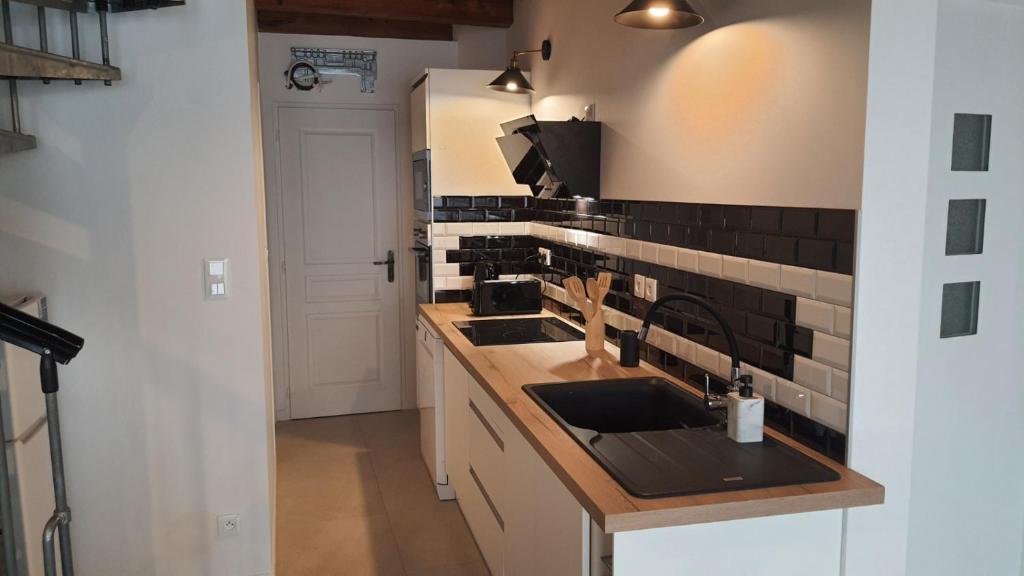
488,66,534,93
614,0,704,29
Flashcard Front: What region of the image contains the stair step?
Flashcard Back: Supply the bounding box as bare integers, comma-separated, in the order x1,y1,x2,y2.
0,43,121,81
0,130,38,155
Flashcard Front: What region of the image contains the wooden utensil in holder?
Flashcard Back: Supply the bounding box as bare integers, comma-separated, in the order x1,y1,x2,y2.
564,273,612,357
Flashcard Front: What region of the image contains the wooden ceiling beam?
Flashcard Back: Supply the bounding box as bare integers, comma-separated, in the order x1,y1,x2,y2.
257,11,454,41
254,0,513,28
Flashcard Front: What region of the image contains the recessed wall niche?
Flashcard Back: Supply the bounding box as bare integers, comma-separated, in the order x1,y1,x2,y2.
951,113,992,171
945,199,987,255
940,281,981,338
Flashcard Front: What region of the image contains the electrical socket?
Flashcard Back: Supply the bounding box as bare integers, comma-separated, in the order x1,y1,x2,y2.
218,514,240,537
538,247,552,266
645,277,658,302
633,275,646,298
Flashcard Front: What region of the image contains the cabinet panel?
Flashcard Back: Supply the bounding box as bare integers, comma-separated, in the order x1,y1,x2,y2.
442,347,468,494
411,75,429,151
468,397,506,517
462,464,505,576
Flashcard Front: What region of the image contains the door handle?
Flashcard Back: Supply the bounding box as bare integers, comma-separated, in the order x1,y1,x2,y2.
373,250,396,283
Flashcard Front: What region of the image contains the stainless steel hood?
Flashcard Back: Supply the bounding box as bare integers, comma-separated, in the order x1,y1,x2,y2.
496,115,602,199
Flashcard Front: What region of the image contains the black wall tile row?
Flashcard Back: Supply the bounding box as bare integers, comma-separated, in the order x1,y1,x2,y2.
435,236,542,303
432,195,535,223
541,297,847,465
536,238,816,379
527,198,856,275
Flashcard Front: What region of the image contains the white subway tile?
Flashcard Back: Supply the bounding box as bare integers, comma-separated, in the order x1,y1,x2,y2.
695,344,720,373
675,337,696,363
599,234,624,255
620,315,642,332
435,235,460,250
434,263,459,277
677,248,699,272
718,353,734,379
811,392,848,434
446,222,473,236
813,332,851,371
641,242,660,263
742,364,777,401
794,355,831,395
498,222,526,235
776,379,812,417
834,306,852,339
796,297,835,334
748,260,781,290
451,276,474,290
433,277,448,290
603,308,622,330
432,223,446,236
585,232,600,248
623,239,642,259
649,327,675,355
816,271,854,307
657,246,678,267
830,368,850,403
780,265,816,299
432,250,448,265
722,256,748,283
698,252,723,278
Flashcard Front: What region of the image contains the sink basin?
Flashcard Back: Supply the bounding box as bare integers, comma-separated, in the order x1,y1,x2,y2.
524,377,840,498
523,378,722,433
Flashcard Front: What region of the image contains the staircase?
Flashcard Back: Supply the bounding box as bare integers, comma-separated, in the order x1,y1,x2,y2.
0,0,184,155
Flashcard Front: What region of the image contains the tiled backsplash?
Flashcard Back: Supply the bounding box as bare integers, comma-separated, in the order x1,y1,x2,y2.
430,195,856,464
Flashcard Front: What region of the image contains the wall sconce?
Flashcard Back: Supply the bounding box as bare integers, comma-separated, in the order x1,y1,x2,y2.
487,40,552,93
614,0,704,29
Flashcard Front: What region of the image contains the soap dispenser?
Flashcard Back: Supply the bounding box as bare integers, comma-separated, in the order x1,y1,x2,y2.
727,375,764,443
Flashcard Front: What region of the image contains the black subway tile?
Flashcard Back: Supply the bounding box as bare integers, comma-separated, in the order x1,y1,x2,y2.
817,210,855,242
434,210,457,222
746,313,778,345
737,232,765,259
734,285,762,313
781,325,814,357
701,205,725,229
797,239,836,270
750,207,782,233
708,230,737,255
836,243,854,275
460,210,486,222
678,204,702,226
706,278,734,306
765,236,798,265
473,196,499,208
762,291,796,322
461,236,486,249
781,208,818,238
723,206,752,230
445,196,472,208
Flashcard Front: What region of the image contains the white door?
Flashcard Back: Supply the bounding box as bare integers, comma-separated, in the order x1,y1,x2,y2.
278,106,401,418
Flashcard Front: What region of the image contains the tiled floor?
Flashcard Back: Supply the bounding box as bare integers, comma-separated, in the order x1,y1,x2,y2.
276,410,488,576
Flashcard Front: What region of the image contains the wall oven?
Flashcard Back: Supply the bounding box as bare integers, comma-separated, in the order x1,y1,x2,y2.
412,219,432,304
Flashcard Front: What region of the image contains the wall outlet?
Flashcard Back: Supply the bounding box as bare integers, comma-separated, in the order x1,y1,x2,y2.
538,247,552,266
633,275,646,298
218,514,240,537
645,277,658,302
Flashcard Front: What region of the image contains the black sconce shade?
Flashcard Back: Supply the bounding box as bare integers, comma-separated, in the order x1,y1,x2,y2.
614,0,704,29
488,40,552,93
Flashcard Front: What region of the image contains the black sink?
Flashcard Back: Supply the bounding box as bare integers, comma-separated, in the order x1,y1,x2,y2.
523,378,722,433
524,378,840,498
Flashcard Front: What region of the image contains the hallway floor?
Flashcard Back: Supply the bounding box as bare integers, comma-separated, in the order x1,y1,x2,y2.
276,410,487,576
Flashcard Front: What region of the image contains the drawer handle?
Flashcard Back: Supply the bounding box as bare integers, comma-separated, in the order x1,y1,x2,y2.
470,465,504,530
469,399,504,452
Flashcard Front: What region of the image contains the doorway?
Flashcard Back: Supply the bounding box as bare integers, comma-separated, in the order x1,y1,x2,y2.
271,105,403,419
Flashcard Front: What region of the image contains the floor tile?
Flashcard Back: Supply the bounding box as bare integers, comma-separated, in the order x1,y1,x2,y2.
406,561,490,576
276,512,405,576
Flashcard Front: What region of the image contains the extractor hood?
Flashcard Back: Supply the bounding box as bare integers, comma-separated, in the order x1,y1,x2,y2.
496,115,601,199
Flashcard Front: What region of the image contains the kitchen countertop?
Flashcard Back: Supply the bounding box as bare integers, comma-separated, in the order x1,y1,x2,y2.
419,303,884,533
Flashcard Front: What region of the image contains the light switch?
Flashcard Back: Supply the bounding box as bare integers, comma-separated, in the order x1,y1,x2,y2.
204,258,229,300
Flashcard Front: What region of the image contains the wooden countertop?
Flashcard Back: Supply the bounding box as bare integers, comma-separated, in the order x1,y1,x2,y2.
419,303,884,533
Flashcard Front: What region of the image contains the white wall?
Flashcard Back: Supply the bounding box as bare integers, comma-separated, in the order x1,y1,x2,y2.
848,0,1024,574
0,3,273,575
453,25,509,70
506,0,870,209
256,33,459,418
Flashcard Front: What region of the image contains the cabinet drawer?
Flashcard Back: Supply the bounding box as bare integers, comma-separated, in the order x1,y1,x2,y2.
461,465,504,576
468,396,505,516
468,377,511,437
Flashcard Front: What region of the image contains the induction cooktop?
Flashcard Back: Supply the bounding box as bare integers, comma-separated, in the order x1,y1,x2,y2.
454,317,585,347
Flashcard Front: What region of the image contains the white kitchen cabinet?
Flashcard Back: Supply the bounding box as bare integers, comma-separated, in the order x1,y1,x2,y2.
409,68,531,197
443,344,589,576
443,347,469,495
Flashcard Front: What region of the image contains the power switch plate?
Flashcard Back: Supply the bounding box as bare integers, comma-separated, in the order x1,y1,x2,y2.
645,277,658,302
633,275,646,298
204,258,229,300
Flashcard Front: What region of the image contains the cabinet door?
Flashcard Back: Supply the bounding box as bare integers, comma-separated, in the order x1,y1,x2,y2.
442,347,468,494
504,420,590,576
411,75,429,152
